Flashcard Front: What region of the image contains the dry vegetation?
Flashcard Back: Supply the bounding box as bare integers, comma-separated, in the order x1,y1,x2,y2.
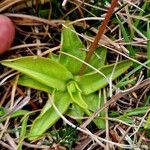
0,0,150,149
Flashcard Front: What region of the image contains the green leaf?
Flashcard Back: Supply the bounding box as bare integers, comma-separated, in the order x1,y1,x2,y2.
76,60,132,95
0,107,6,116
116,106,150,124
83,93,99,112
59,24,86,75
123,106,149,116
83,90,106,129
11,110,29,118
28,92,71,141
93,116,106,129
1,56,73,91
134,1,147,28
83,108,106,129
49,53,59,63
117,116,134,124
67,81,88,109
144,114,150,130
0,109,29,122
116,16,135,57
67,92,106,129
18,75,53,93
147,21,150,76
20,116,28,138
86,47,107,73
67,104,84,123
17,116,29,150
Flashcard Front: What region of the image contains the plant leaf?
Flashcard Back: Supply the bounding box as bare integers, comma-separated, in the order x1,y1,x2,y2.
83,91,106,129
144,114,150,130
83,93,99,112
49,53,59,63
17,116,29,150
67,81,88,109
67,104,84,123
86,47,107,73
59,24,86,75
1,56,73,91
28,92,71,141
0,108,29,122
147,21,150,76
18,75,53,93
116,16,135,57
0,107,6,116
117,116,134,124
76,60,132,95
121,106,149,117
113,106,150,124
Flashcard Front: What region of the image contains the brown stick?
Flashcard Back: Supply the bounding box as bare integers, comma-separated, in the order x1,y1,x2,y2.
80,0,119,75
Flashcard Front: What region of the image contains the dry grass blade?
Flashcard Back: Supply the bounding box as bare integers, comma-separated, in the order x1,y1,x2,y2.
0,0,149,149
0,0,23,12
4,13,65,26
81,78,150,128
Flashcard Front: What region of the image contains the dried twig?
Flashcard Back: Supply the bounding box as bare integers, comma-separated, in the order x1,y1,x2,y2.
80,0,119,74
81,78,150,128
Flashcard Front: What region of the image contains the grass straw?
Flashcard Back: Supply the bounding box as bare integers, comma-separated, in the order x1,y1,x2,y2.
116,15,135,57
147,21,150,76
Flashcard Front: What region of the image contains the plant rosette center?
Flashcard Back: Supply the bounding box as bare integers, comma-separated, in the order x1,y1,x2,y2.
67,80,88,109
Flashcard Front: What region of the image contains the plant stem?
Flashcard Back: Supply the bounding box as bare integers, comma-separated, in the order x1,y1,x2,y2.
80,0,119,75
